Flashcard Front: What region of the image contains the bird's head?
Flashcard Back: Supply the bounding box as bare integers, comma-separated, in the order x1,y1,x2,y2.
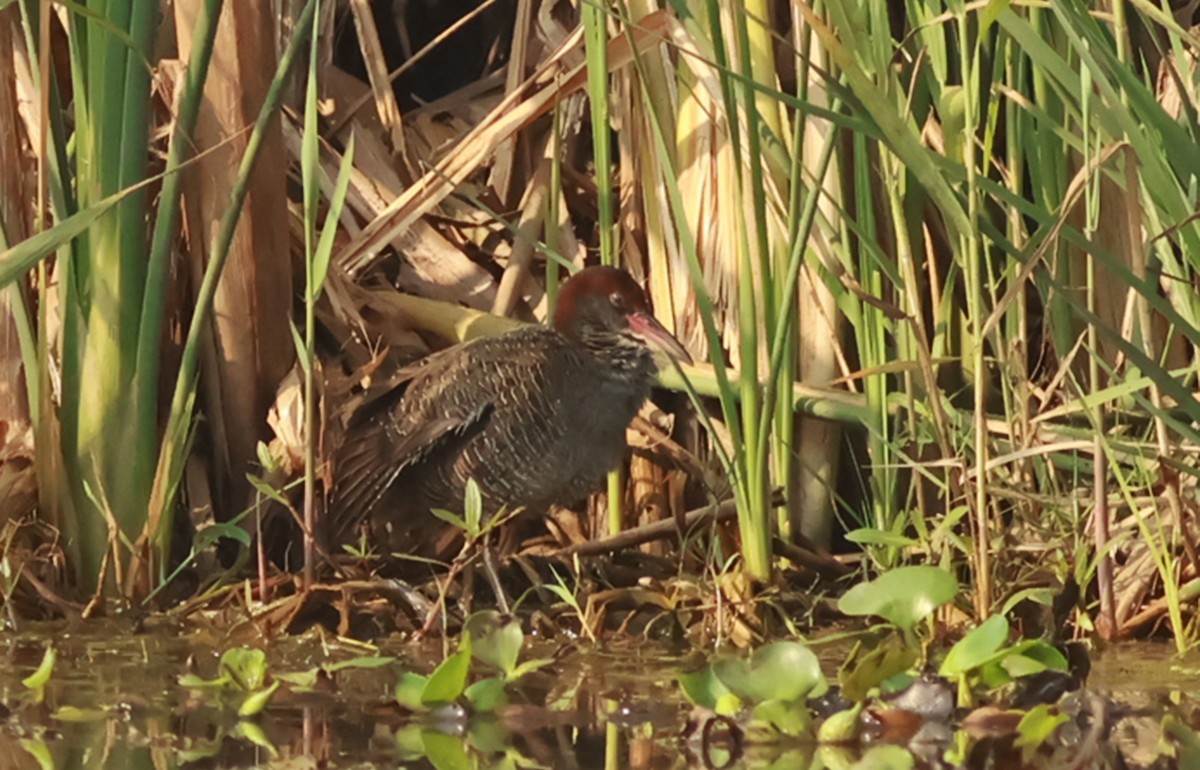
553,266,693,366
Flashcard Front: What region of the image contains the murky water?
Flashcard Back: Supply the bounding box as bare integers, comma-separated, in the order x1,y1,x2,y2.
0,618,1194,769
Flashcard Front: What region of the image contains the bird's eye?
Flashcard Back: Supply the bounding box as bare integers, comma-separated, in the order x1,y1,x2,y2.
609,291,626,309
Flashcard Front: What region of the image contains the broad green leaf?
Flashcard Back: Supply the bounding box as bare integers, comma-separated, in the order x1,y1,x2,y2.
464,611,523,677
678,665,734,711
221,647,268,691
275,669,319,689
752,698,812,737
817,703,864,744
838,566,958,631
849,744,915,770
713,641,825,704
464,677,508,712
1014,704,1068,762
422,730,471,770
840,637,918,702
422,636,472,706
395,671,430,711
940,615,1009,677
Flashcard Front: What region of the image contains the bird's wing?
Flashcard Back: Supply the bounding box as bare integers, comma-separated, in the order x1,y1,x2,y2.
329,402,493,545
329,333,527,544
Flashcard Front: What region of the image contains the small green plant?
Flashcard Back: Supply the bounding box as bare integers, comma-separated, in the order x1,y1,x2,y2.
179,647,280,718
395,610,552,714
939,614,1068,702
679,641,827,738
21,645,55,705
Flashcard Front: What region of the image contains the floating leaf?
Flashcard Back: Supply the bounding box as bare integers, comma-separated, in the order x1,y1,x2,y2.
422,729,471,770
221,647,268,691
423,638,472,706
838,566,958,631
1014,703,1068,762
395,672,430,711
678,665,736,712
849,744,915,770
275,669,319,689
179,672,231,689
940,615,1009,677
817,703,864,744
752,698,812,737
840,636,918,702
464,611,523,677
713,641,825,704
464,677,508,712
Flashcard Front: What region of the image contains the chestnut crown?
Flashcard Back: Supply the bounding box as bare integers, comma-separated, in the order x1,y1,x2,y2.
553,266,692,364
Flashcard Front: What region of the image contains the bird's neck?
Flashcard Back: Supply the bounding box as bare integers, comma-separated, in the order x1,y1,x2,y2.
576,328,657,385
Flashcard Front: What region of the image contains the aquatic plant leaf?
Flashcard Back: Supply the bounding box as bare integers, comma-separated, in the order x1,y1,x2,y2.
221,647,268,691
232,720,279,759
817,703,864,744
1165,715,1200,768
464,611,523,676
840,636,918,702
849,744,915,770
713,641,825,704
18,738,53,770
394,723,425,756
276,669,319,689
465,716,511,754
752,698,812,737
939,615,1009,677
179,672,232,689
1014,703,1068,762
1007,640,1068,672
423,636,473,706
51,706,110,723
21,646,55,690
422,729,471,770
999,643,1068,678
508,657,553,681
396,672,430,711
677,665,734,711
238,680,282,717
838,566,958,631
464,677,508,712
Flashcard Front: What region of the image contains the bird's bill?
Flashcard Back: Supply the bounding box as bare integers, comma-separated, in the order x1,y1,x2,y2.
629,312,694,365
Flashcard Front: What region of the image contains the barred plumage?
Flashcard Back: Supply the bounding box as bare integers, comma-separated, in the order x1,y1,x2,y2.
329,267,691,558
